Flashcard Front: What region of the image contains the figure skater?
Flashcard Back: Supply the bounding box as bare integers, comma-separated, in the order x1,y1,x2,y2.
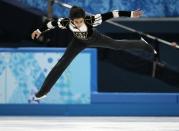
31,6,155,100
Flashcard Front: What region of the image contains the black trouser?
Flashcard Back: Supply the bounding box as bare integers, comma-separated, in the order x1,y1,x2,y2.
36,30,154,97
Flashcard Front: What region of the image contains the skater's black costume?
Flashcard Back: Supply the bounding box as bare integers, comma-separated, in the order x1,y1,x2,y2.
35,10,154,98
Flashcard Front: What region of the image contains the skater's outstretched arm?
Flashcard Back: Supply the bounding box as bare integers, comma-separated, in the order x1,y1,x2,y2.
31,17,70,40
87,9,142,27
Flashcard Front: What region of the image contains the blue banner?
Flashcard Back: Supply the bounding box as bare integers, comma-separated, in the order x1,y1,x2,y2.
16,0,179,17
0,48,97,104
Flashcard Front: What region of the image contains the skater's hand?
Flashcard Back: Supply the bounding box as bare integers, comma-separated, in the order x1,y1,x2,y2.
171,42,178,48
131,9,143,18
31,29,41,40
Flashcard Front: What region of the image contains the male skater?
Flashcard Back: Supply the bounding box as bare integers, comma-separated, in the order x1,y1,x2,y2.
31,6,155,100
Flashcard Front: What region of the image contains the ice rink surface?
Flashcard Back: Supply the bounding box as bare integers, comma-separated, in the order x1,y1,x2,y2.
0,117,179,131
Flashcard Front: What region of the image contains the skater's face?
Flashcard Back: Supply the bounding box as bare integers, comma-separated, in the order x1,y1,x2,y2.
72,18,85,28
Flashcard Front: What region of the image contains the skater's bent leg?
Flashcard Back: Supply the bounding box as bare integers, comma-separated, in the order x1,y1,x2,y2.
89,33,154,53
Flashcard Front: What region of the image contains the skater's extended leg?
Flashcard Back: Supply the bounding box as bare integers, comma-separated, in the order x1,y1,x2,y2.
35,39,86,98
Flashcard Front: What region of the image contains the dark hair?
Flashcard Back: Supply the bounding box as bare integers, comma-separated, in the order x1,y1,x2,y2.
69,6,85,20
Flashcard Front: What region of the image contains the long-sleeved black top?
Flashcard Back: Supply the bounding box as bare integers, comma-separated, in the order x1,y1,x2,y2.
37,10,133,40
